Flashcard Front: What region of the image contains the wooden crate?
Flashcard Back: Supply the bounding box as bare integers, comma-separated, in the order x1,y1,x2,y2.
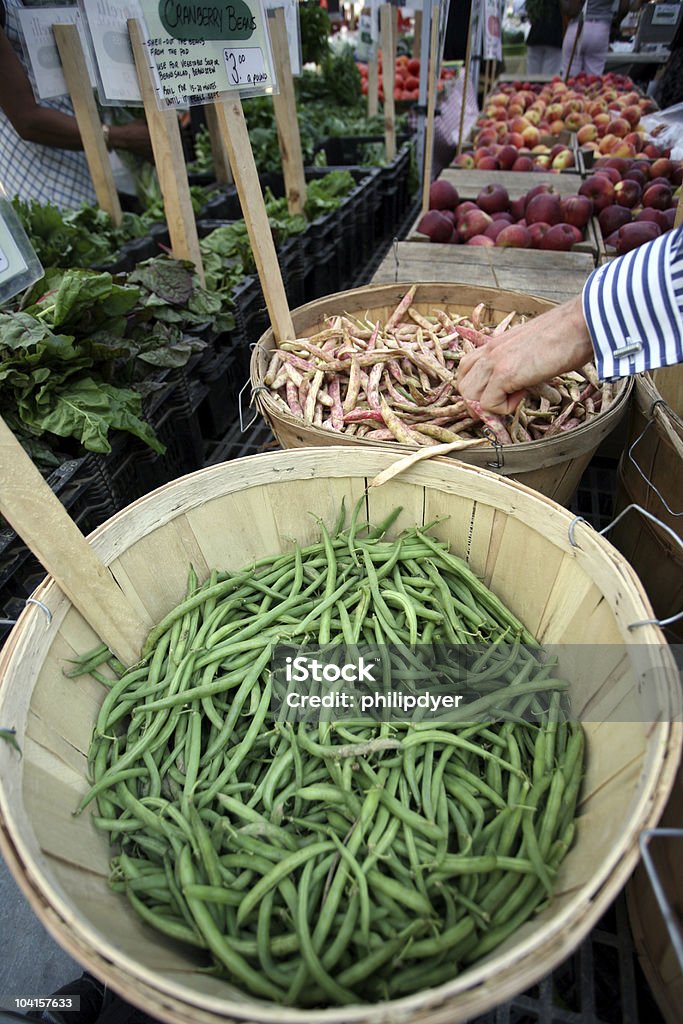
371,241,597,304
438,168,584,199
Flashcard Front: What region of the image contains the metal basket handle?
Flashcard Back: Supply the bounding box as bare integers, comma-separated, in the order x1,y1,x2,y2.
627,398,683,520
568,503,683,630
639,827,683,971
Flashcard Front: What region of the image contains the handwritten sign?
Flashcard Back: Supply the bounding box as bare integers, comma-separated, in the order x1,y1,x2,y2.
0,199,43,304
137,0,277,107
15,6,96,100
78,0,143,105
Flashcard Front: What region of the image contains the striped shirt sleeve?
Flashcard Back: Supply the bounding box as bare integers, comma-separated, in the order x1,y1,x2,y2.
581,227,683,380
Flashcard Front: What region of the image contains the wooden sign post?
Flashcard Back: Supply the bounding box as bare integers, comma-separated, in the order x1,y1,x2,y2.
204,104,233,186
457,1,475,157
269,7,307,217
0,416,150,665
367,55,379,118
52,24,122,225
413,10,423,58
380,3,397,162
421,7,441,215
214,96,295,344
127,20,205,284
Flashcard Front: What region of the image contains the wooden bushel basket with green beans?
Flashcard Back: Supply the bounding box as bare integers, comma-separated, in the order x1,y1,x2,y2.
0,450,679,1024
69,497,582,1006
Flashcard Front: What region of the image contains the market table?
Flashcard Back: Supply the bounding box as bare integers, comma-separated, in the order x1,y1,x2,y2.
371,241,596,304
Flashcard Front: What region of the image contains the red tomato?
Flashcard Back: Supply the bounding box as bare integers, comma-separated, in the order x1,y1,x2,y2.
393,87,403,101
408,58,420,75
405,75,419,91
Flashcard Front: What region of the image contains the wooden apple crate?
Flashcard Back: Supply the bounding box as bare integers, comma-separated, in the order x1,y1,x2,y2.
371,239,598,305
405,208,601,260
438,168,584,200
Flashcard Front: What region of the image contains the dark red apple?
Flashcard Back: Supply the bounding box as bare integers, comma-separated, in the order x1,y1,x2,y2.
429,179,460,211
476,184,510,214
497,145,519,170
540,223,579,251
528,222,551,248
616,221,661,254
511,156,534,171
561,194,593,228
459,209,494,241
510,196,527,220
484,220,512,241
599,205,632,236
636,207,670,230
467,235,495,246
614,179,642,208
455,201,478,223
526,192,562,225
579,175,615,212
642,183,673,211
495,224,532,248
417,210,453,242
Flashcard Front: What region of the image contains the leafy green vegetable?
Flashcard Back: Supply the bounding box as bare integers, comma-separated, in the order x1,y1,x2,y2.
299,1,331,65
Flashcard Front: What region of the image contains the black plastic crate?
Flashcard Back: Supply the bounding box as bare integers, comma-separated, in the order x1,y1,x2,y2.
569,457,618,533
196,346,250,444
376,141,414,244
204,415,279,466
232,275,269,349
314,133,411,167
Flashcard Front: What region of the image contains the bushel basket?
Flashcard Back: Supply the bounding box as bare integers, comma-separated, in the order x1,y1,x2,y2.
0,449,679,1024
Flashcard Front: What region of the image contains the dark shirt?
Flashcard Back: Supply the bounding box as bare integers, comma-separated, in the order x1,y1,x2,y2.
527,2,564,48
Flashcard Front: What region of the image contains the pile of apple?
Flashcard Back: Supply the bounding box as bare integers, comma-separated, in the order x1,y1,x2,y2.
473,74,661,156
453,140,575,172
580,156,680,255
416,178,593,250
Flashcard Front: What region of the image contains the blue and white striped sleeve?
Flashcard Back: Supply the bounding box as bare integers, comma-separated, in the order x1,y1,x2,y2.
581,227,683,380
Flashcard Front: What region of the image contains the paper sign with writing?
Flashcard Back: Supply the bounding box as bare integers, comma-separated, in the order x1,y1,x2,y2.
16,6,97,100
0,200,43,305
266,0,301,76
78,0,144,106
137,0,277,107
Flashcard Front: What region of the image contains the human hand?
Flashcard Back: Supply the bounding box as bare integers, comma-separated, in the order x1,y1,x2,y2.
108,120,153,161
456,295,595,415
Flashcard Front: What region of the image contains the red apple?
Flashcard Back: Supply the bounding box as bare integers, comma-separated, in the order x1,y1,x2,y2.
614,179,642,208
539,223,579,251
510,196,527,220
579,175,615,212
636,207,670,231
453,153,475,169
642,183,673,210
476,184,510,215
495,224,532,248
484,220,512,241
455,201,478,223
458,209,494,241
528,222,551,248
511,156,534,171
671,164,683,187
607,118,631,138
526,192,562,225
476,156,501,171
662,208,676,230
650,158,674,181
577,124,598,145
616,221,661,254
497,145,519,170
490,211,514,222
599,205,632,236
561,194,593,228
429,179,460,211
593,166,621,185
552,148,575,170
467,235,495,246
416,210,453,242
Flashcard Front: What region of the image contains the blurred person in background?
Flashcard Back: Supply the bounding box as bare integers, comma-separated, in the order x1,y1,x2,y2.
522,0,565,76
561,0,644,77
0,0,152,210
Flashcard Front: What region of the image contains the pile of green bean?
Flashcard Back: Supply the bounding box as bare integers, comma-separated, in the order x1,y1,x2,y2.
72,501,584,1006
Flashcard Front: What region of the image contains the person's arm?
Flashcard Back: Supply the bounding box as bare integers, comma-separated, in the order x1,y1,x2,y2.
456,227,683,414
0,27,152,158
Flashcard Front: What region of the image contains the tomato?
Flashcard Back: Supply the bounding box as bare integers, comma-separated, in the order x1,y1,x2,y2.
408,58,420,75
405,75,419,91
393,87,403,101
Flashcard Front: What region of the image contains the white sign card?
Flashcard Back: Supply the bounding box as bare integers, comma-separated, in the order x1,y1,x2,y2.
136,0,278,108
78,0,144,106
0,199,44,305
482,0,503,62
15,6,97,100
266,0,301,77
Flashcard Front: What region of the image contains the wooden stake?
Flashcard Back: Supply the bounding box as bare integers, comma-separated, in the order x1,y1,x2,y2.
380,3,396,162
0,416,150,665
204,103,233,185
421,7,441,216
368,55,379,117
270,7,307,217
456,1,475,157
413,10,423,59
127,19,205,284
52,24,122,226
214,96,294,344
